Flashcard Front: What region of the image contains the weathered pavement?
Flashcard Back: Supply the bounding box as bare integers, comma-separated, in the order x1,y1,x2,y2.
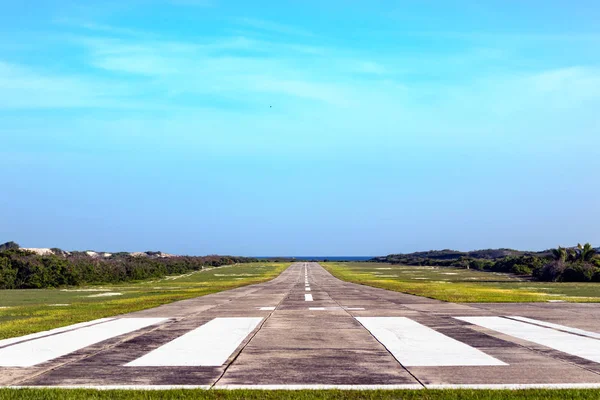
2,262,600,389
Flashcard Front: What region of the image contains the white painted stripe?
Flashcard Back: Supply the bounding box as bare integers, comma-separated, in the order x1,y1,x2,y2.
508,316,600,340
305,288,311,291
457,316,600,363
126,317,262,367
259,307,276,311
357,317,506,367
428,383,600,390
346,308,365,310
0,318,115,348
309,307,326,310
304,294,313,301
10,383,600,390
8,385,211,390
217,384,424,390
0,318,167,367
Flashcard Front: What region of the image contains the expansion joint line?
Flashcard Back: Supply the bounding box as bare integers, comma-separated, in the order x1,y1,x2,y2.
211,263,302,389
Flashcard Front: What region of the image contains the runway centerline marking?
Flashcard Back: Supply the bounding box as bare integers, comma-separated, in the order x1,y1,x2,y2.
457,316,600,364
258,307,276,311
357,317,506,367
304,294,313,301
126,317,263,367
0,318,167,367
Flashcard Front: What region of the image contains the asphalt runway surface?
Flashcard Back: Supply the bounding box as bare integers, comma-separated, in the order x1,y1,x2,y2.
2,262,600,390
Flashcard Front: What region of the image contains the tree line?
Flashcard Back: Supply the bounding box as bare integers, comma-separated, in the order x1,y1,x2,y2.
0,243,258,289
372,243,599,282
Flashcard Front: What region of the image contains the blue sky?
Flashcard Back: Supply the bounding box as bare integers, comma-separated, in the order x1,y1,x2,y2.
1,1,599,255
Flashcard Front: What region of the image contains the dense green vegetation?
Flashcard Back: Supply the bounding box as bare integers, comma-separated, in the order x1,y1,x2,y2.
322,262,600,302
0,243,258,289
372,244,599,282
2,388,600,400
0,262,289,339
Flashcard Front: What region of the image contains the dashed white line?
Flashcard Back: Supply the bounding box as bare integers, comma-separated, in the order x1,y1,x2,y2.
305,288,311,291
304,294,313,302
258,307,276,311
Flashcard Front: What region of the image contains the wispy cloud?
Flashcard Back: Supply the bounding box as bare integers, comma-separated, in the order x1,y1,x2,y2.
234,17,314,38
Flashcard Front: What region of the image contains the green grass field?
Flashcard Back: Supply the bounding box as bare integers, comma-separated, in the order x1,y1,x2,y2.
322,262,600,302
0,262,288,340
2,388,600,400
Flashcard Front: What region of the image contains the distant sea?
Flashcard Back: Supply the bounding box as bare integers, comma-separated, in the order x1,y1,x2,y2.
260,256,373,261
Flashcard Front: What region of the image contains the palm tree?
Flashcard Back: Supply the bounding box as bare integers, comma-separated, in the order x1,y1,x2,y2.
551,246,567,262
577,243,596,262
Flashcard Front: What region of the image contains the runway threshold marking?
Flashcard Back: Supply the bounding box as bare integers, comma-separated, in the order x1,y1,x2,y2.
126,317,262,367
0,318,167,367
0,318,115,349
457,316,600,364
356,317,506,367
304,294,313,301
506,316,600,340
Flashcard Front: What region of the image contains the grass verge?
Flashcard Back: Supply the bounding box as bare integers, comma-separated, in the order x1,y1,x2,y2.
2,389,600,400
322,262,600,302
0,262,289,340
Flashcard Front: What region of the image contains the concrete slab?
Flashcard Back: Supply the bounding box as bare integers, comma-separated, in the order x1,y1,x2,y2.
2,262,600,388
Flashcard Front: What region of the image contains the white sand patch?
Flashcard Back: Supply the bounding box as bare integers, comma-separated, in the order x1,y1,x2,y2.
163,272,198,280
376,268,392,270
20,248,54,256
87,292,122,298
61,288,110,292
413,278,429,280
0,306,10,309
442,273,458,275
377,275,399,278
49,304,70,307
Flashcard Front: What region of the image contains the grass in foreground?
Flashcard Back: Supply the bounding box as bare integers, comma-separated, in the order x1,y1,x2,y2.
322,262,600,303
2,389,600,400
0,262,289,340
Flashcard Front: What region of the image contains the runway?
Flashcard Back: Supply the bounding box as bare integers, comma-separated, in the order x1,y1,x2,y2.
2,262,600,389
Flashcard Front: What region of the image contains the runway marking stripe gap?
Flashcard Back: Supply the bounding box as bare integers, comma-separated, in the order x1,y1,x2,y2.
0,318,115,349
0,318,167,367
304,294,313,301
456,316,600,363
356,317,507,367
126,317,263,367
507,316,600,340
